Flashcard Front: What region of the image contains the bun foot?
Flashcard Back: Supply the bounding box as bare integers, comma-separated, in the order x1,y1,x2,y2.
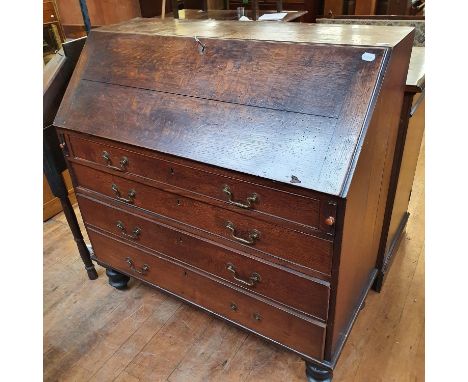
106,268,130,290
305,362,333,382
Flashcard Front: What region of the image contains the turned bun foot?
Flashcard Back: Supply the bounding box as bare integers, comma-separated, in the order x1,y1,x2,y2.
106,268,130,290
305,362,333,382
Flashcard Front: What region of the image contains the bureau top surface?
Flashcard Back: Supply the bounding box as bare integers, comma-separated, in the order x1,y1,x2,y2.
55,20,413,196
97,18,413,47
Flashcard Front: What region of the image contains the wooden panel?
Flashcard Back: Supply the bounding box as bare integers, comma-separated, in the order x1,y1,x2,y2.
94,19,414,47
43,1,58,24
323,0,344,14
325,29,413,359
78,193,330,320
81,32,366,117
68,133,328,230
87,229,327,360
354,0,377,14
385,97,424,256
43,147,425,381
57,80,340,194
71,163,334,275
55,0,141,26
55,33,388,195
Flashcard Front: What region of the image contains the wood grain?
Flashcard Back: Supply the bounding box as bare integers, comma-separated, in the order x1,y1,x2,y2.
95,18,414,47
77,193,331,320
70,162,334,274
43,140,424,381
67,133,328,230
87,229,327,359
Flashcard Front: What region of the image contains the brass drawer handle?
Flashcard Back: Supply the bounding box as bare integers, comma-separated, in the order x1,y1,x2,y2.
226,263,261,287
111,183,136,204
125,257,149,275
116,220,141,240
102,151,128,172
222,185,258,209
225,221,260,245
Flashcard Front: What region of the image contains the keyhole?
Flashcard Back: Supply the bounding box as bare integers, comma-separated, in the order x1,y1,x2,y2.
177,199,181,206
170,168,175,175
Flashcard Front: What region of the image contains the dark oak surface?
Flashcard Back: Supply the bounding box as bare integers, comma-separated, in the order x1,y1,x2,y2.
70,163,334,275
95,18,414,46
53,19,414,380
88,229,327,360
67,133,334,231
43,144,424,381
77,193,331,320
55,22,395,196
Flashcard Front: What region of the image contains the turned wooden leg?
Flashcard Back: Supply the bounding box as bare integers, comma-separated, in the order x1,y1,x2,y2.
106,268,130,290
305,362,333,382
44,142,98,281
60,196,98,280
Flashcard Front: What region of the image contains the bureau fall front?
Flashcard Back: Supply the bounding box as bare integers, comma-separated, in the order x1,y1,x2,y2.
54,19,414,381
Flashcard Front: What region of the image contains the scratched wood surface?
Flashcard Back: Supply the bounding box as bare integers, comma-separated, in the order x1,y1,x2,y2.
96,18,414,48
55,26,390,196
43,138,424,382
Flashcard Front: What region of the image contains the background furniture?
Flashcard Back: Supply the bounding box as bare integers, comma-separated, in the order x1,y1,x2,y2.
316,16,425,46
323,0,424,15
316,16,424,291
43,37,98,280
227,0,323,22
43,1,66,64
55,0,141,38
374,47,424,290
54,20,413,380
165,8,307,21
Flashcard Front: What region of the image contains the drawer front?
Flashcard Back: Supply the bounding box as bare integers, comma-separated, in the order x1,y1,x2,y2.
72,163,333,275
88,229,326,360
68,134,335,231
78,194,330,320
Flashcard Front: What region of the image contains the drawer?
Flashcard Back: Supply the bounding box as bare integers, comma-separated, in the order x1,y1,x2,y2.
88,229,326,360
67,134,336,233
78,194,330,320
72,163,334,275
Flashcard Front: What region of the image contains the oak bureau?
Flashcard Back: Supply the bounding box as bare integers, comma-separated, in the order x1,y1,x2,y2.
54,19,414,381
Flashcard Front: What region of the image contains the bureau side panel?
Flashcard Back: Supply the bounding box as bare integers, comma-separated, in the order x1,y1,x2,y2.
326,32,414,361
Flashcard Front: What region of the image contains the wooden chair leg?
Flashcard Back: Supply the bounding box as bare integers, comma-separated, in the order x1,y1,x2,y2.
59,195,98,280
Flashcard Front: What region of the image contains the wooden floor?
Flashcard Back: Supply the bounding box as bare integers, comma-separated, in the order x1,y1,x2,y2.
44,142,424,382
